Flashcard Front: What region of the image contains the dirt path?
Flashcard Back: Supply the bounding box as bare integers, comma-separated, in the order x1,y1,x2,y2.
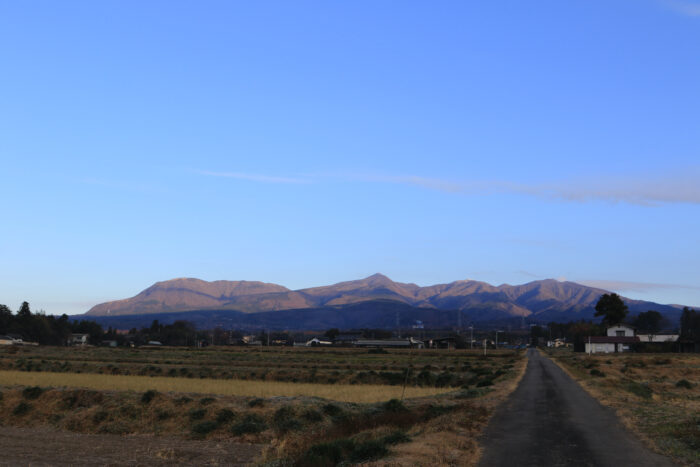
0,426,262,466
478,349,675,467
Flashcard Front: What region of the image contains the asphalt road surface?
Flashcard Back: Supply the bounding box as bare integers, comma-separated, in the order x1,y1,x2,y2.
479,348,675,467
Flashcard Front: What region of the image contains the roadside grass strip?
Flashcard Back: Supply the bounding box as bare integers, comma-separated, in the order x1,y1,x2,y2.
0,370,451,403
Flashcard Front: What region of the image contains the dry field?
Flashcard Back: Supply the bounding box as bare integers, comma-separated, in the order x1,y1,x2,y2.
0,370,450,403
0,345,527,466
549,350,700,466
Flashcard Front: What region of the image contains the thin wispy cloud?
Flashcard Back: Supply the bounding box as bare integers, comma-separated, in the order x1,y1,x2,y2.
664,0,700,17
197,169,700,206
578,279,700,293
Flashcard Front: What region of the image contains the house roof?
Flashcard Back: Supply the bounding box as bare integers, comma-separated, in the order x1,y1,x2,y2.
588,336,639,344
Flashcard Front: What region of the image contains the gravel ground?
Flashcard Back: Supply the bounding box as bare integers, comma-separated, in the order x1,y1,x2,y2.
0,426,262,466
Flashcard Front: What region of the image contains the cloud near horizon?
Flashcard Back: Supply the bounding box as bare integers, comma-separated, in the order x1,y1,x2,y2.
198,169,700,206
577,279,700,294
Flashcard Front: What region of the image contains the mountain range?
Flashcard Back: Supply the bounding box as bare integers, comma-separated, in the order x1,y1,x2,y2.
81,274,684,330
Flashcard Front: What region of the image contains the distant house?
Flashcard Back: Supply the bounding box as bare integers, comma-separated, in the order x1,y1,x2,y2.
71,333,90,346
333,333,363,346
101,340,118,347
306,338,333,347
427,337,455,350
585,325,638,353
353,337,424,349
146,340,163,346
0,335,17,345
547,338,569,348
635,332,679,343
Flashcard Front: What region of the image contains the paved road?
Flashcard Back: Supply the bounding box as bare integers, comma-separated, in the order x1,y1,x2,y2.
479,349,675,467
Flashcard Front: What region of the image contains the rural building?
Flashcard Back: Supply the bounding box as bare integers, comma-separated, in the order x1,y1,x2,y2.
70,333,90,346
427,337,455,350
353,337,424,349
0,335,18,345
635,332,679,343
547,338,569,348
585,336,639,354
305,338,333,347
606,324,635,337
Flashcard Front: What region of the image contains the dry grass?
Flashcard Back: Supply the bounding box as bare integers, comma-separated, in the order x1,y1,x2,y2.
374,350,529,467
549,350,700,466
0,370,450,403
0,347,528,466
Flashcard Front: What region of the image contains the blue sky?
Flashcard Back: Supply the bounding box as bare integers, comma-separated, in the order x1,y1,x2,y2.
1,0,699,315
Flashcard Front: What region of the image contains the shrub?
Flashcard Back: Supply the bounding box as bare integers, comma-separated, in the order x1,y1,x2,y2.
382,430,411,445
61,390,103,409
188,408,206,421
141,390,159,404
191,420,219,437
382,399,406,413
302,408,324,422
92,410,109,423
456,388,488,399
156,409,172,420
348,439,388,463
625,382,652,399
273,406,302,433
13,402,31,416
199,397,215,405
231,414,267,435
301,438,355,466
676,379,693,389
426,405,451,419
174,396,192,406
322,403,343,416
476,379,494,387
216,408,235,424
590,369,606,377
22,386,43,400
248,397,264,408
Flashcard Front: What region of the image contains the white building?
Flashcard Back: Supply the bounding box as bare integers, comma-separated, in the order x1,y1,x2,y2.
585,325,638,354
636,333,679,343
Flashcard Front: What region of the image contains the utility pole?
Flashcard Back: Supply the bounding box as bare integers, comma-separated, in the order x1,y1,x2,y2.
469,325,474,350
457,310,462,332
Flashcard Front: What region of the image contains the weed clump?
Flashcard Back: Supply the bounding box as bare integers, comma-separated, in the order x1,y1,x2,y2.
141,389,159,404
248,397,264,408
188,408,207,421
199,397,215,405
382,398,406,413
215,408,235,424
22,386,43,400
231,414,267,435
273,405,302,433
302,408,324,422
322,403,343,417
676,379,693,389
13,401,31,416
92,410,109,423
625,381,652,399
191,420,219,437
590,369,606,377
